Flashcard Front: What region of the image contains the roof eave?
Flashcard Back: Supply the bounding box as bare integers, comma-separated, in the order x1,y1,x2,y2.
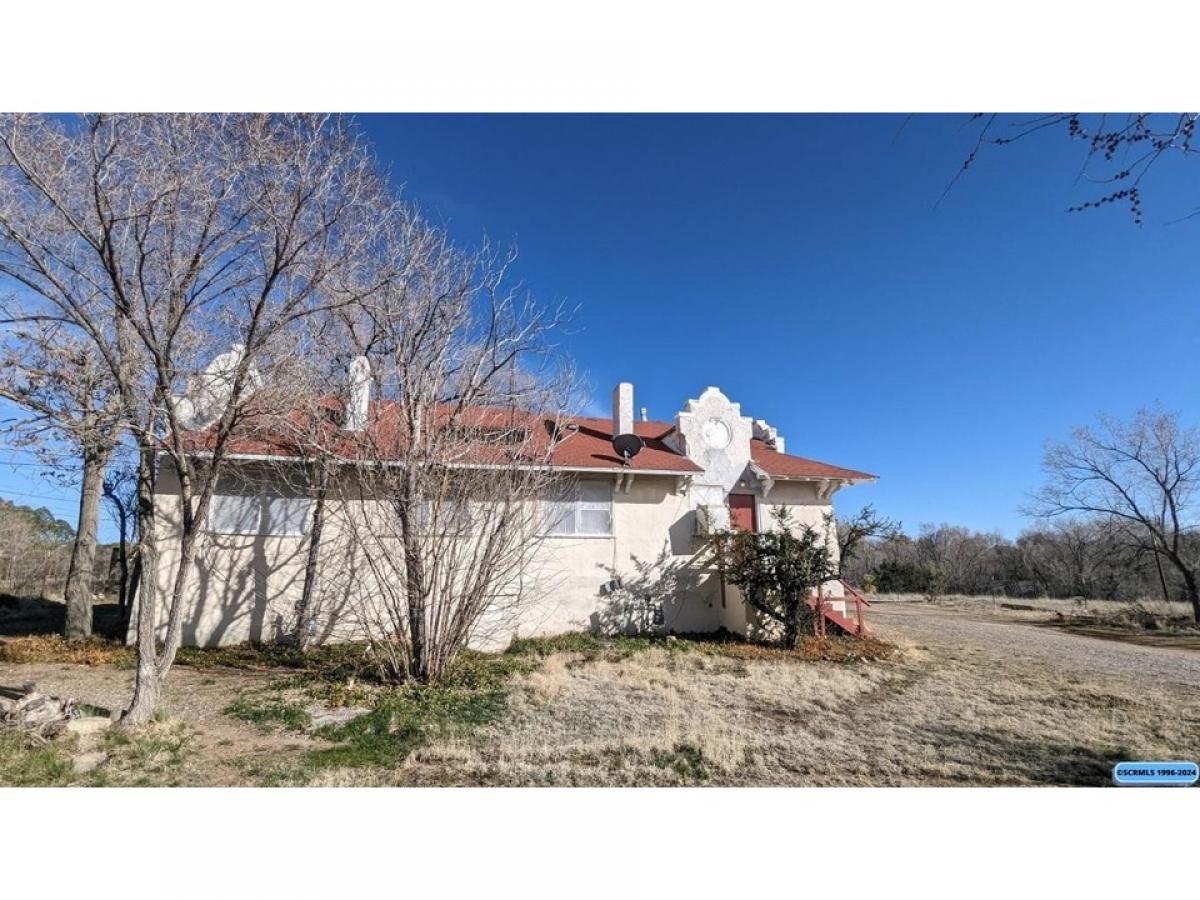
173,449,700,476
760,471,878,484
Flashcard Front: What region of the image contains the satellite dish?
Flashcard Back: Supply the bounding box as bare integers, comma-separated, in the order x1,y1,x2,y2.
612,433,644,467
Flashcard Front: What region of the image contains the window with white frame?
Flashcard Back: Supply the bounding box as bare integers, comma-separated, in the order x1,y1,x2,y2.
208,489,311,537
542,479,613,536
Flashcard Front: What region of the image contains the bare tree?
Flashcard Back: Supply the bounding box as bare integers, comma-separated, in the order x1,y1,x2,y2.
947,113,1198,224
316,212,577,682
0,114,389,723
1015,518,1143,602
0,324,122,638
231,364,348,649
1032,408,1200,622
914,524,1005,597
834,505,900,574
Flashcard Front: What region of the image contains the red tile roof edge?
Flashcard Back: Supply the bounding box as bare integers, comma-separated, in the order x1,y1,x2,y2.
749,439,877,481
180,400,875,480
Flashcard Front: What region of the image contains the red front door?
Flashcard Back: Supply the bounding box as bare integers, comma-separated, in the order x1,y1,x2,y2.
728,493,757,532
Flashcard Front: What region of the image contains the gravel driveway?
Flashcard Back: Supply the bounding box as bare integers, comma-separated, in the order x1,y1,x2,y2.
870,603,1200,690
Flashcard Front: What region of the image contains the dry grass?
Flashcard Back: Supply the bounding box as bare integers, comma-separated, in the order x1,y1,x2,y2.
882,593,1200,656
877,592,1199,640
310,633,1200,787
2,624,1196,786
0,634,135,667
875,592,1194,621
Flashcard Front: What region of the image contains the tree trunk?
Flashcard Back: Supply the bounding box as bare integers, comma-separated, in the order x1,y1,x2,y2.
124,550,141,634
293,467,328,648
1182,568,1200,625
1152,547,1171,604
63,447,108,641
398,471,428,681
114,509,129,619
781,593,801,649
121,448,161,727
154,519,204,678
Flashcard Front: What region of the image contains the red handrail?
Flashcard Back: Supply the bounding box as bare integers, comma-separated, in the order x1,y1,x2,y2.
838,579,870,635
838,579,872,607
806,590,828,636
807,581,872,637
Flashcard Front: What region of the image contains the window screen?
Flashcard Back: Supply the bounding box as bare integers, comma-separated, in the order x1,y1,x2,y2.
208,491,310,537
542,480,612,536
208,493,261,535
576,481,612,535
542,490,576,536
264,496,311,537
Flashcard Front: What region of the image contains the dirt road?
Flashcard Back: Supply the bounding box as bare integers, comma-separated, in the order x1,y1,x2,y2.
869,602,1200,690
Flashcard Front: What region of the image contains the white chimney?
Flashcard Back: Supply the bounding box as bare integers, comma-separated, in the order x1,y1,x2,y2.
612,382,634,436
345,356,371,431
640,407,648,423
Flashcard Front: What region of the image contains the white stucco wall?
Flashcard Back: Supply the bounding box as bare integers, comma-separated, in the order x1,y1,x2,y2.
515,474,721,638
136,464,730,647
136,386,862,648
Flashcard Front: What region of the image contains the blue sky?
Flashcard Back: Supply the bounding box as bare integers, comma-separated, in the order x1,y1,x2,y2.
4,114,1199,540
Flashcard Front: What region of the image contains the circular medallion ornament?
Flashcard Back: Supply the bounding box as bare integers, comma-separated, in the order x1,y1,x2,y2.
702,417,732,450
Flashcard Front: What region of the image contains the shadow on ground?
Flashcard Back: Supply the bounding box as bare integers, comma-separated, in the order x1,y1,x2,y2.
1040,623,1200,653
911,722,1129,786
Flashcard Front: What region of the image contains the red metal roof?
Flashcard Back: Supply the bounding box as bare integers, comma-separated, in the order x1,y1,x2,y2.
182,399,873,479
181,402,703,474
544,416,702,473
749,439,876,481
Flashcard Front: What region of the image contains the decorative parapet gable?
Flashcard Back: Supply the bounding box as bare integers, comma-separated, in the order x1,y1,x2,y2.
672,386,754,508
752,418,785,454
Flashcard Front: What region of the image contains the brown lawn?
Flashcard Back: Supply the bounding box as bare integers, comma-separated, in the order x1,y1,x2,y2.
2,602,1197,787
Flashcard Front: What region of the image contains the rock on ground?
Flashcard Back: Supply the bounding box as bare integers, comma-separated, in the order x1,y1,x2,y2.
72,751,108,774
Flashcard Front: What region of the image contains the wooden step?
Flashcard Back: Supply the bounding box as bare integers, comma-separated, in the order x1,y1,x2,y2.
806,596,871,637
821,606,870,637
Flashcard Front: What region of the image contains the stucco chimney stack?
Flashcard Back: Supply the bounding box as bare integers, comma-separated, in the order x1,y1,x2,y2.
345,356,371,431
612,382,634,436
640,407,648,423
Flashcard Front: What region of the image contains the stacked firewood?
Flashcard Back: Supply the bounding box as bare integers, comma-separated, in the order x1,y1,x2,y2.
0,683,77,743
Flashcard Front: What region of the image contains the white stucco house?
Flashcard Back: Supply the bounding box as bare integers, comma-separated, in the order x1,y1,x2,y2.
144,377,877,648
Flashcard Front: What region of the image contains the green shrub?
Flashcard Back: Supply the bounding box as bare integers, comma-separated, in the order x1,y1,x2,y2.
176,641,379,681
307,683,508,770
650,742,710,782
872,559,939,594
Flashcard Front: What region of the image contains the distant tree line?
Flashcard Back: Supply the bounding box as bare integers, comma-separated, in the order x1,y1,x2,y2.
839,519,1178,602
836,407,1200,622
0,496,120,602
0,497,76,597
